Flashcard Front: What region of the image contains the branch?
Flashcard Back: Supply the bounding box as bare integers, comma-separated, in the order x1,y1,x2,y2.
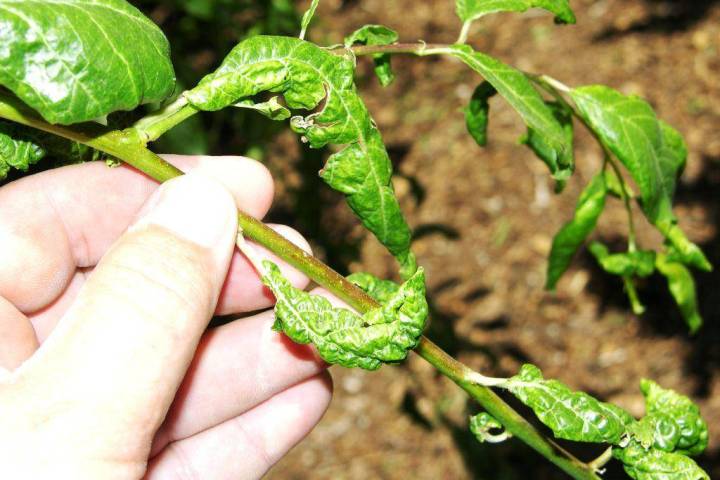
0,90,600,480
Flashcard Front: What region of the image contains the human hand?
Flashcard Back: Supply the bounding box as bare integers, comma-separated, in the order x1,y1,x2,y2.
0,156,332,479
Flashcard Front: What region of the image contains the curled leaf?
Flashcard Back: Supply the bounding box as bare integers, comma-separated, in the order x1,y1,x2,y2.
186,36,416,275
465,82,496,147
299,0,319,39
345,25,399,86
655,254,703,333
613,442,709,480
234,97,291,120
449,45,569,155
0,122,45,179
470,412,511,443
347,272,400,303
506,364,634,444
521,101,574,191
546,174,606,290
455,0,576,24
640,380,708,456
589,242,656,278
263,261,428,370
570,86,710,272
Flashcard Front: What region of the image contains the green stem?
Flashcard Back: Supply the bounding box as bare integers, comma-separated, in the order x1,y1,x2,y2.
132,95,200,144
0,90,599,480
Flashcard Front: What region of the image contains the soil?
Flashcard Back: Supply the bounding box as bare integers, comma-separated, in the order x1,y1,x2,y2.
265,0,720,478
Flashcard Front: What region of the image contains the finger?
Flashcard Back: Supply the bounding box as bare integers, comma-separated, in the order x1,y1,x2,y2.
151,308,326,455
0,296,38,370
16,173,238,458
0,155,273,313
144,373,333,480
27,225,310,340
215,224,311,314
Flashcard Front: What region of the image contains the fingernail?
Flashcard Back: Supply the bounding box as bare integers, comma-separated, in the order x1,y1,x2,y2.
131,174,236,249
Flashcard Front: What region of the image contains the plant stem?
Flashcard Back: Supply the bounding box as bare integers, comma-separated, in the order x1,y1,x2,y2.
132,95,200,144
0,89,600,480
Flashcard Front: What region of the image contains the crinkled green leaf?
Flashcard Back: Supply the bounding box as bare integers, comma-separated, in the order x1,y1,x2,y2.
449,45,569,155
299,0,319,39
262,260,428,371
663,226,711,273
234,97,291,120
613,442,709,480
465,81,496,147
545,174,606,290
589,242,656,278
521,101,574,191
570,86,710,272
655,254,702,333
455,0,576,24
0,121,45,179
186,36,416,275
470,412,509,443
506,364,634,444
344,25,399,86
639,379,708,456
347,272,400,304
0,0,176,125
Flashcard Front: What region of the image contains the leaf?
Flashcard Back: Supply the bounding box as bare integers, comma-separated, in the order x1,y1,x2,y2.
449,45,569,155
589,242,656,278
613,442,709,480
604,169,636,199
185,36,416,275
655,254,702,333
299,0,319,39
639,379,708,456
455,0,576,24
347,272,400,304
470,412,510,443
663,226,711,273
465,82,496,147
569,86,710,272
234,97,291,120
262,260,428,370
0,121,45,179
0,0,175,125
521,101,574,191
506,364,634,444
345,25,399,86
545,174,606,290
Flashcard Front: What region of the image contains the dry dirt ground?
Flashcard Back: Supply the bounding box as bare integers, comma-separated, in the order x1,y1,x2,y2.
265,0,720,478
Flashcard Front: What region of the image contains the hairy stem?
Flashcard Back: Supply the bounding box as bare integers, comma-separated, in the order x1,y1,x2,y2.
0,88,600,480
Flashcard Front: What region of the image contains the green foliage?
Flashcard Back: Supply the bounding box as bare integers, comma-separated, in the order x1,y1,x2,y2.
185,35,416,275
450,45,569,154
299,0,320,39
262,261,428,370
465,82,496,147
469,412,509,443
639,379,708,456
347,272,401,303
569,86,710,273
546,174,606,290
0,0,175,125
520,101,574,191
0,122,45,179
589,243,656,278
613,442,709,480
345,25,399,86
505,364,634,444
655,255,703,333
455,0,576,24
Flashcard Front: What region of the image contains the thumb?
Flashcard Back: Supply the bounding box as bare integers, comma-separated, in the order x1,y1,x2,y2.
15,173,238,455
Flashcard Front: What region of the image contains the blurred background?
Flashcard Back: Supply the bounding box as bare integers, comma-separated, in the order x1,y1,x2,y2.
131,0,720,478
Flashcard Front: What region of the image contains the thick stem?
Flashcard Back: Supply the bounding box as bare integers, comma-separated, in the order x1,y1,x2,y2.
0,87,600,480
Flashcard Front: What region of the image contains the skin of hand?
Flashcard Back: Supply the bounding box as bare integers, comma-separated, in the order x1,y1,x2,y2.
0,155,333,480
